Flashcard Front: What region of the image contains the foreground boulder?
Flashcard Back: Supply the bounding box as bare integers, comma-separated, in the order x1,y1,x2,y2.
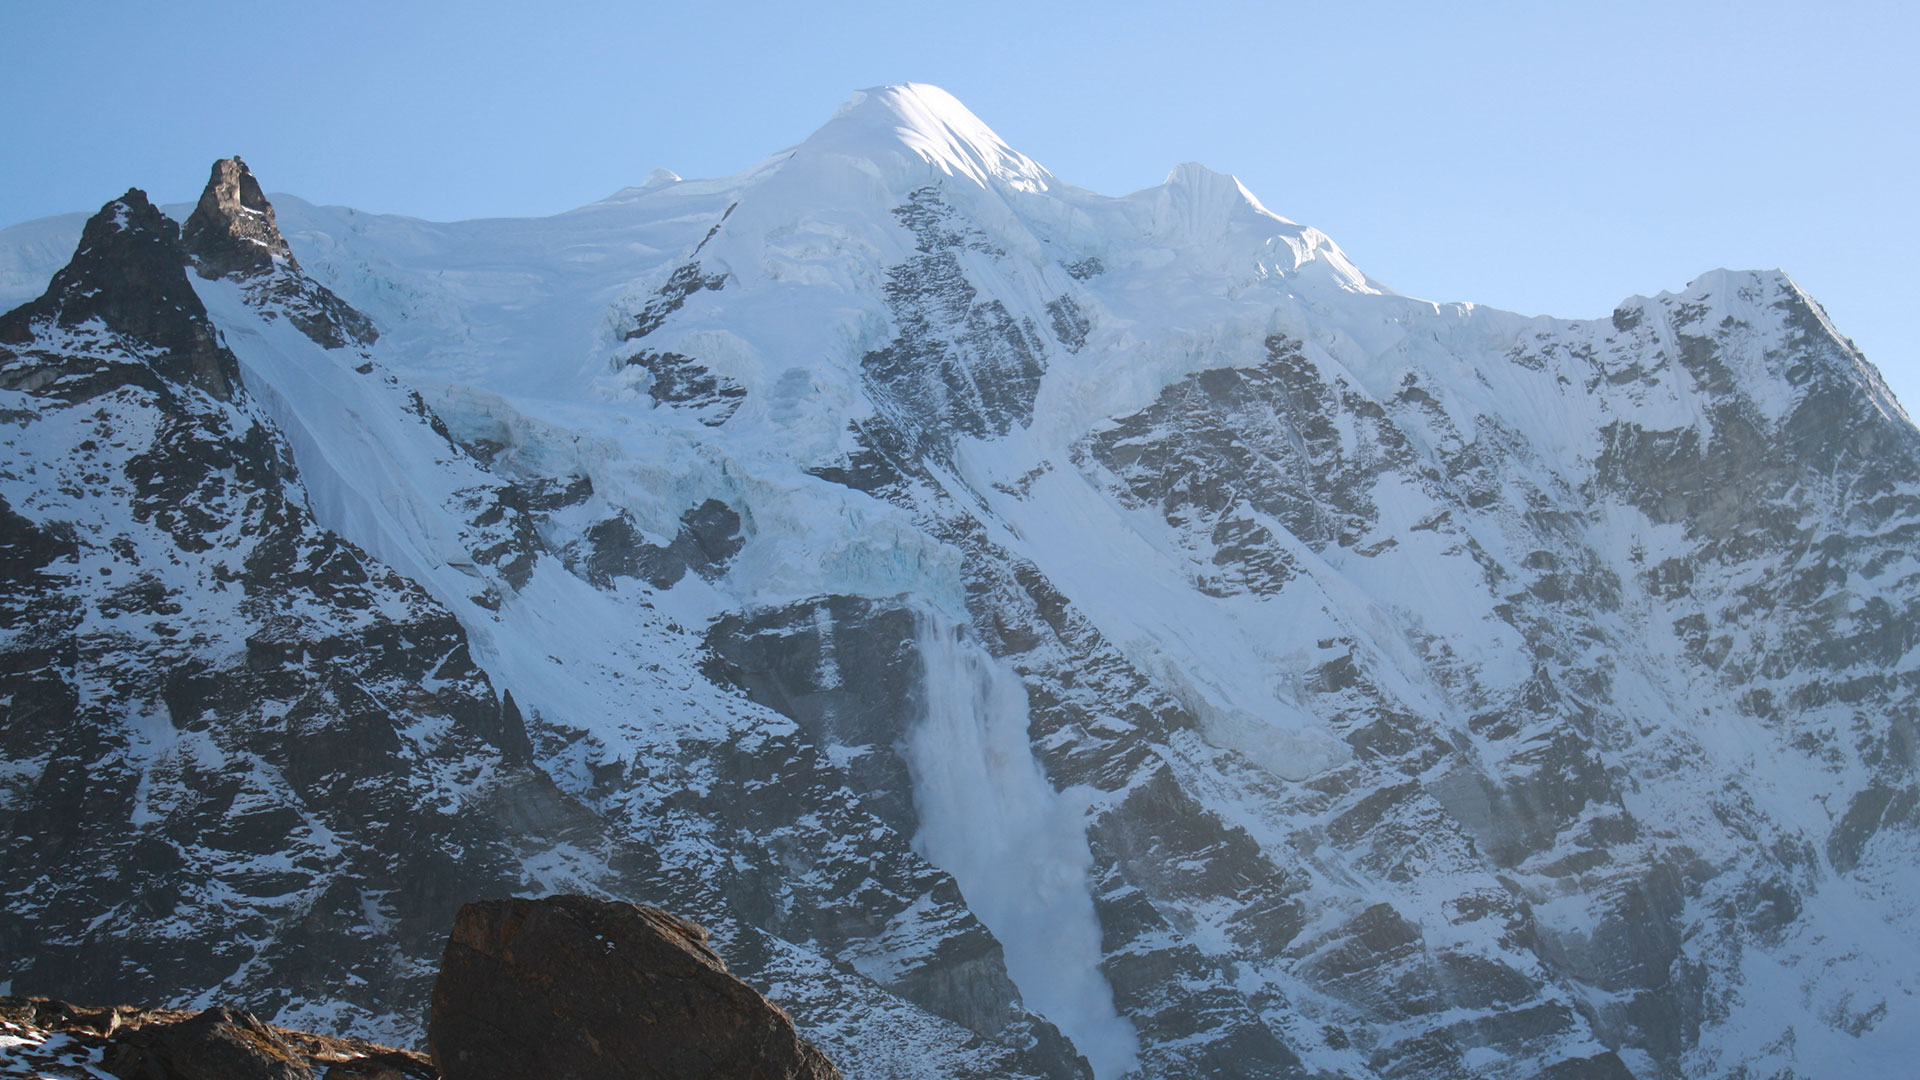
1,899,838,1080
429,895,839,1080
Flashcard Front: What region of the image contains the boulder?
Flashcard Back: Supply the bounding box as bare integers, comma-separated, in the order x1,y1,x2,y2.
429,895,839,1080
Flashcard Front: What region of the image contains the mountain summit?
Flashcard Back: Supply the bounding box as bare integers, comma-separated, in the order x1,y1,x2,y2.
2,86,1917,1080
805,83,1054,191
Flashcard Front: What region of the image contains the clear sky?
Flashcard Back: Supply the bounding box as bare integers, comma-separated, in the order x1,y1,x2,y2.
4,0,1914,405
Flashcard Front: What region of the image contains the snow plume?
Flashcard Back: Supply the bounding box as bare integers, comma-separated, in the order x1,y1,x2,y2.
905,613,1140,1080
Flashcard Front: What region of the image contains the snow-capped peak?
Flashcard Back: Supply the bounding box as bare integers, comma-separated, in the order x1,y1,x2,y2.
1141,160,1294,250
799,83,1052,193
1162,162,1288,223
640,168,683,191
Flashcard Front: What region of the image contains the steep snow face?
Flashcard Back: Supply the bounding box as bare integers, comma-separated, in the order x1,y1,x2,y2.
5,84,1920,1080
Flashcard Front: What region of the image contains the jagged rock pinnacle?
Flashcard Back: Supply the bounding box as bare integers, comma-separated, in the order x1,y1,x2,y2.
184,156,297,279
178,156,379,349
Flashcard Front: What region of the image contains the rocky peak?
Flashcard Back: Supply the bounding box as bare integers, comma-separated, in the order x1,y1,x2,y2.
2,189,191,340
177,155,378,349
0,187,239,400
184,156,296,279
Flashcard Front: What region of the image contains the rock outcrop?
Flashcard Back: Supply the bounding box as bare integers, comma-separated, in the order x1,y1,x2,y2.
0,996,432,1080
429,895,840,1080
182,157,298,280
183,156,376,348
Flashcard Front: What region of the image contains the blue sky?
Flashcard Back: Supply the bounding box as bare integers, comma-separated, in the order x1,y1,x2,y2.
4,0,1914,404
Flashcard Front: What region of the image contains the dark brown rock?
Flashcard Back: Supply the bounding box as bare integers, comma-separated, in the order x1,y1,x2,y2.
107,1008,313,1080
0,996,433,1080
429,895,840,1080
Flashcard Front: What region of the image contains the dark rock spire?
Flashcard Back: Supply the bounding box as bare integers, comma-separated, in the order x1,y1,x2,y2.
181,156,378,349
0,188,239,400
183,156,296,279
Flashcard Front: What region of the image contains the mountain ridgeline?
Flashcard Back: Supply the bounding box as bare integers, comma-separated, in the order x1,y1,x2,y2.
1,86,1916,1080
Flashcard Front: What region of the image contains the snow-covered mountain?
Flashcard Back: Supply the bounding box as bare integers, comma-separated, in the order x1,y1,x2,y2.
4,84,1917,1080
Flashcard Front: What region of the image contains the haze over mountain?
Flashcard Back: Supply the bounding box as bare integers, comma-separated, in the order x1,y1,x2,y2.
2,84,1916,1080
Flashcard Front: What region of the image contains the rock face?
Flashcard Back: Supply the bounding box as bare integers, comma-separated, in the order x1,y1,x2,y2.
183,157,297,279
859,186,1050,462
429,895,840,1080
4,83,1920,1079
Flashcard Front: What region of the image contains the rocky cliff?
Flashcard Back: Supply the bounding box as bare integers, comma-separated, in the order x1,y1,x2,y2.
0,180,592,1044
